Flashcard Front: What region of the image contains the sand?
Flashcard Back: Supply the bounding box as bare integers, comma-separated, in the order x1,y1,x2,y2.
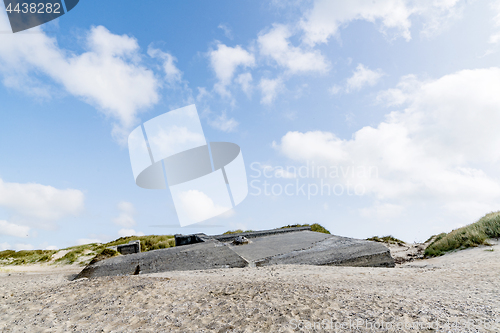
0,241,498,332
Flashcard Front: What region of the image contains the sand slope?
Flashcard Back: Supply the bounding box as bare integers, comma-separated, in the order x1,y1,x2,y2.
0,241,498,332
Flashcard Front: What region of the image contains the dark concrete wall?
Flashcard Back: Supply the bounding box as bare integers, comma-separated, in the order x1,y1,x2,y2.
75,240,248,280
117,241,140,255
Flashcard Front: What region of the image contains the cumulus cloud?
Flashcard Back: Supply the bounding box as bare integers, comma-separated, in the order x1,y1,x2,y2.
259,77,283,105
235,72,253,97
0,12,159,143
148,46,183,84
489,0,500,44
0,178,84,222
147,126,205,158
208,112,239,132
258,24,329,74
112,201,136,228
0,243,11,251
300,0,461,46
0,220,30,238
330,64,384,94
276,67,500,234
209,43,255,97
346,64,384,92
218,23,233,39
118,229,145,237
177,190,230,222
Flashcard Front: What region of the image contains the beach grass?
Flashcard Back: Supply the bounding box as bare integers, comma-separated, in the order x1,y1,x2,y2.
280,223,331,234
0,249,58,265
0,235,176,266
424,211,500,257
366,235,406,245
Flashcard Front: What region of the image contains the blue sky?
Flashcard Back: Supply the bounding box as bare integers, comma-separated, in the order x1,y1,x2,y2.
1,0,500,250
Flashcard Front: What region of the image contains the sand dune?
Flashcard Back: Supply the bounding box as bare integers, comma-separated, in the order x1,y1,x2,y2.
0,241,498,332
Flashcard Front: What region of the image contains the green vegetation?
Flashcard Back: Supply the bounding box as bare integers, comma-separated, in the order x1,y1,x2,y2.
0,234,176,266
424,232,447,245
89,248,120,265
424,211,500,257
280,223,331,234
0,249,57,265
366,235,405,245
106,235,175,252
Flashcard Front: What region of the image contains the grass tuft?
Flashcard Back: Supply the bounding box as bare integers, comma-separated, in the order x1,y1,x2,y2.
366,235,405,245
424,211,500,257
280,223,331,234
0,250,57,265
89,248,120,265
106,235,175,252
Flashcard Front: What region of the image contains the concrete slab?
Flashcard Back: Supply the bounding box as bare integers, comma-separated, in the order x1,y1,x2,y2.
74,228,395,279
258,235,394,267
227,230,331,262
75,240,247,280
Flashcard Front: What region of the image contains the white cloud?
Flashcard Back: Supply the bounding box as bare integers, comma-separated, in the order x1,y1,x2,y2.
0,12,159,143
346,64,384,92
276,67,500,233
196,87,211,101
300,0,461,46
0,243,11,251
13,243,34,251
148,46,182,84
178,190,230,222
489,1,500,44
330,64,384,94
147,126,206,158
329,85,342,95
236,72,253,97
258,24,329,74
0,220,30,238
45,245,58,250
209,43,255,97
218,23,233,39
118,229,145,237
113,201,136,228
208,112,239,132
259,77,283,105
0,178,84,222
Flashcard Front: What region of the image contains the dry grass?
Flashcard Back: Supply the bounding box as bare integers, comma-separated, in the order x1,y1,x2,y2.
0,235,176,266
366,235,405,245
425,211,500,257
280,223,331,234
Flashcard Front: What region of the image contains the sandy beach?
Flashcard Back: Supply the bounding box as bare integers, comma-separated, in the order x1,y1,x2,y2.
0,241,498,332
